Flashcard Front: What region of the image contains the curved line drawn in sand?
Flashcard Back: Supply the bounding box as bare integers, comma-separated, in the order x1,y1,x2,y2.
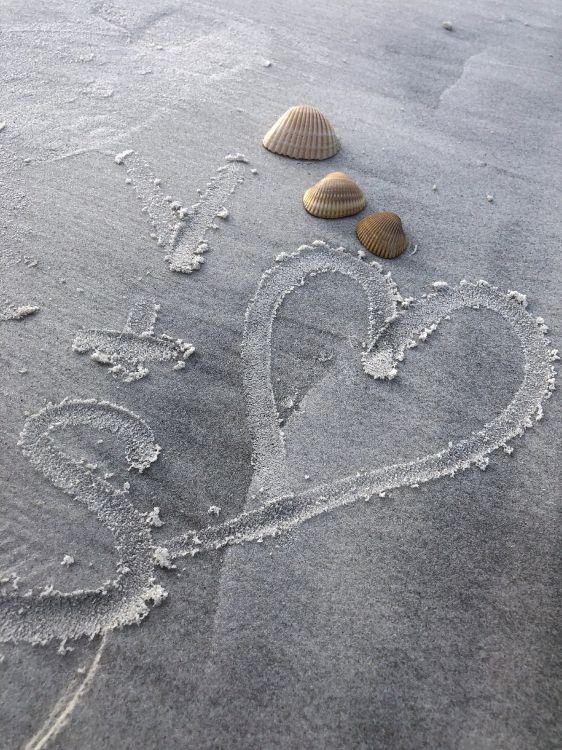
240,242,399,499
23,635,107,750
1,243,557,647
72,299,195,381
114,150,252,274
0,399,165,645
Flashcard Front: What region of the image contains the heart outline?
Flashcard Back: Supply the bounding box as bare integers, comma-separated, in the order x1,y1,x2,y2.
167,241,556,557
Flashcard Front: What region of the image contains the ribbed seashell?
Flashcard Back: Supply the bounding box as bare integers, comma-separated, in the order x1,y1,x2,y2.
262,105,339,160
356,212,408,259
303,172,365,219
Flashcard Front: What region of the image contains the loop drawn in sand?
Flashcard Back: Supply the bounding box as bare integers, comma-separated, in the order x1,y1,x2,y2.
0,399,165,645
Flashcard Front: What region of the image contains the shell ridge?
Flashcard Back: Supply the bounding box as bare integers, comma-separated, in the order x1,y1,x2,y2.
303,172,365,219
356,212,408,258
262,105,340,160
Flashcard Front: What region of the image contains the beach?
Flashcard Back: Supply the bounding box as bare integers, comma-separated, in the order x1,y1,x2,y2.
1,0,561,747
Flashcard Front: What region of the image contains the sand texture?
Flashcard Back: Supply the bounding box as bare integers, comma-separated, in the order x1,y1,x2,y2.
0,0,561,748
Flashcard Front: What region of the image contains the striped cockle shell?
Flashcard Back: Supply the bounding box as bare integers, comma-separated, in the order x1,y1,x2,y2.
303,172,365,219
356,212,409,259
262,105,339,160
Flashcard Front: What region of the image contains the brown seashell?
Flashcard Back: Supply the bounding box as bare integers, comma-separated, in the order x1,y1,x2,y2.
262,105,339,160
303,172,365,219
356,212,409,259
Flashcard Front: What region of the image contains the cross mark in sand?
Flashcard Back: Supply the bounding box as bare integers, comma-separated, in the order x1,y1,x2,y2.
72,299,194,382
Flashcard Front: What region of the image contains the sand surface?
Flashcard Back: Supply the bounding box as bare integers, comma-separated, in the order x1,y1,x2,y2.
1,0,561,748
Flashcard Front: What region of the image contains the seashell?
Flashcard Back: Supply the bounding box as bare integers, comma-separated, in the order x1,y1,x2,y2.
303,172,365,219
262,105,339,160
356,212,408,259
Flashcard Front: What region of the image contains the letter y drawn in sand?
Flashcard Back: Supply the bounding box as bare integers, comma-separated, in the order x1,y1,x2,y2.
114,150,253,274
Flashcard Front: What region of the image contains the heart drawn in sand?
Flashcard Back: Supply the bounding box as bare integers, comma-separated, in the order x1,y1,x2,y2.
166,241,556,560
0,242,557,646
